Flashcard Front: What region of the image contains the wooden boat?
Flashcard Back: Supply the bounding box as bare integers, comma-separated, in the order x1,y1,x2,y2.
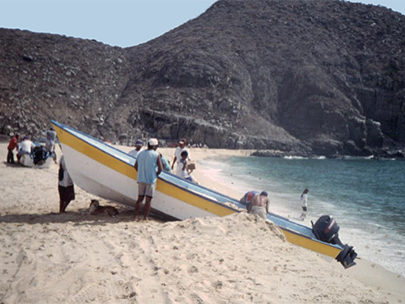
51,120,357,268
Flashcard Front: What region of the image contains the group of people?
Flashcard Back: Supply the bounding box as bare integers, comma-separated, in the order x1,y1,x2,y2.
6,128,58,164
125,136,312,222
129,137,193,179
130,137,195,221
7,129,310,222
6,128,74,214
7,134,35,163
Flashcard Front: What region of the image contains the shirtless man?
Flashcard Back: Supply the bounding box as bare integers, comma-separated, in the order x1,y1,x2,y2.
247,191,270,219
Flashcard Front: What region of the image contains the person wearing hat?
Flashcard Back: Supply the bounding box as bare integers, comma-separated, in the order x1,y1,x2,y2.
134,138,163,221
7,133,20,163
247,191,270,219
171,138,191,176
128,139,144,158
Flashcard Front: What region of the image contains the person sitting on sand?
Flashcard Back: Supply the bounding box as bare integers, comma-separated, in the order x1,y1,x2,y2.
17,136,34,161
7,133,19,163
58,154,75,213
247,191,270,219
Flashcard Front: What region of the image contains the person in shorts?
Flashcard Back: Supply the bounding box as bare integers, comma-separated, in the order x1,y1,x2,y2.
134,138,163,221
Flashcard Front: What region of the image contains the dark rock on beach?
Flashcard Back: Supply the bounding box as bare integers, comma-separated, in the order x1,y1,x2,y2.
0,0,405,157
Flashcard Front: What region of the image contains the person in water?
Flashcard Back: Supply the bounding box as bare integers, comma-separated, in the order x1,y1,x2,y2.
247,191,270,219
300,189,309,220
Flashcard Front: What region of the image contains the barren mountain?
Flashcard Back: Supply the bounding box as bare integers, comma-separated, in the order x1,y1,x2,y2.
1,0,404,157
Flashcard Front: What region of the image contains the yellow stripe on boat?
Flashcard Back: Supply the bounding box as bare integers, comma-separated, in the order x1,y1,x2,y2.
281,229,341,258
53,124,235,217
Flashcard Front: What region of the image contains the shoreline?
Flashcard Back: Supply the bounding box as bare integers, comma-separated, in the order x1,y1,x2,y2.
1,143,404,303
158,147,405,301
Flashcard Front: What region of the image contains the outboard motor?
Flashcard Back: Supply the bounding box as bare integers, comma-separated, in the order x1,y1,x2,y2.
311,215,357,269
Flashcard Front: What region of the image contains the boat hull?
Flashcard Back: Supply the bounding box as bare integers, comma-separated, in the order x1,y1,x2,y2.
51,120,346,261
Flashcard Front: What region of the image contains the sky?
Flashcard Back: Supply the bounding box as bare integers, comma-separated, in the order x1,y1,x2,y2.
1,0,404,48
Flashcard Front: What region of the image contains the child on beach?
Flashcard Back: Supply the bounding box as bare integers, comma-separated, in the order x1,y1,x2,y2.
179,151,194,182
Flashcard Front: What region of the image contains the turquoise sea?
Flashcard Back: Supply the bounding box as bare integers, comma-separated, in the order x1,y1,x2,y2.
199,155,405,277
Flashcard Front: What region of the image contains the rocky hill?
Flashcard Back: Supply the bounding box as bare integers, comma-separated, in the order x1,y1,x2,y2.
1,0,404,157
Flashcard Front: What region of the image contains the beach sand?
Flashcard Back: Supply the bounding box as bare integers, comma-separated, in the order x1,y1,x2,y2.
1,143,404,304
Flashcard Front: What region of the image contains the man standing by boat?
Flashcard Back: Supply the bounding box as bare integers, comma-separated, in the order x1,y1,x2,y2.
247,191,270,219
134,138,163,221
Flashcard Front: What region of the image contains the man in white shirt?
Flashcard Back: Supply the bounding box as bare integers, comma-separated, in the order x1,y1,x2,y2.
171,138,191,176
128,139,144,158
17,136,34,160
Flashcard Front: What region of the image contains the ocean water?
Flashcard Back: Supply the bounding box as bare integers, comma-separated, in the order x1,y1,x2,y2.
198,155,405,276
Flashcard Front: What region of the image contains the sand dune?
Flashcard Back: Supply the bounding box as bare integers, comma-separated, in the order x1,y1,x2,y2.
1,143,404,304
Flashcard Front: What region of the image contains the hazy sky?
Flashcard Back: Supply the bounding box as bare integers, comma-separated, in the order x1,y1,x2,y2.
1,0,404,48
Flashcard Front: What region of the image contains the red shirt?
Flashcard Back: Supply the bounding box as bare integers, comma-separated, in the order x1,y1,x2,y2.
7,137,18,150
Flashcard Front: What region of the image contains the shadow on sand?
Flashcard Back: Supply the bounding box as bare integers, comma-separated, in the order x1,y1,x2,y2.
0,208,172,225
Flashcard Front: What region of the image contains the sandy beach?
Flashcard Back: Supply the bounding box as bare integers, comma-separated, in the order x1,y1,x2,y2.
1,143,404,304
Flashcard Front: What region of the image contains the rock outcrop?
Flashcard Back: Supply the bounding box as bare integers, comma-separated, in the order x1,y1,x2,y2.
1,0,404,157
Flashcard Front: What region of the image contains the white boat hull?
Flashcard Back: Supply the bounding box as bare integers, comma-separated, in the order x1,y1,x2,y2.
63,145,215,219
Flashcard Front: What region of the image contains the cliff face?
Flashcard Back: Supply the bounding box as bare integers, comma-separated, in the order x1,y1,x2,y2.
1,0,404,156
